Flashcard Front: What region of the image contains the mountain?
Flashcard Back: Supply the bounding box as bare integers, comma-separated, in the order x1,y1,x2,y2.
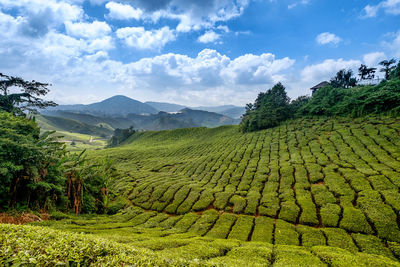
192,105,238,113
47,95,158,117
126,108,239,131
145,101,187,113
191,105,245,119
145,101,245,118
218,106,246,119
174,108,239,127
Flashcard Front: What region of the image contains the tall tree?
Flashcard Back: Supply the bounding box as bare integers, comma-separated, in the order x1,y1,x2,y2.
240,83,291,132
358,64,377,80
379,58,397,80
330,69,357,88
0,73,56,116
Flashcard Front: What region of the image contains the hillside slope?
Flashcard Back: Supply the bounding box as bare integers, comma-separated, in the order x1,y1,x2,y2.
47,95,158,116
36,115,113,138
83,116,400,260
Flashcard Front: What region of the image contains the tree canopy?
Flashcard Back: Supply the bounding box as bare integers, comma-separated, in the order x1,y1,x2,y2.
0,73,56,116
330,69,357,88
240,83,292,132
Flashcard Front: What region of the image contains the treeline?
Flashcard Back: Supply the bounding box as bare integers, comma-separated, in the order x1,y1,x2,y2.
241,59,400,132
0,73,118,214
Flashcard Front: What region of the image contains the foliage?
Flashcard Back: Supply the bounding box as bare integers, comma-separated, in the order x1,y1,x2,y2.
240,83,291,132
379,58,397,80
0,73,56,116
108,126,136,147
0,112,67,210
391,62,400,80
0,111,118,214
330,69,357,88
298,78,400,116
358,64,377,80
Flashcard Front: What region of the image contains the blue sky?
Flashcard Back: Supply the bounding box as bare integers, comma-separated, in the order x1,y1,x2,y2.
0,0,399,106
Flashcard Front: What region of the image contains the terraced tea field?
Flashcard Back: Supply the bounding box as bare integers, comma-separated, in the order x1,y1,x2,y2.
7,116,400,265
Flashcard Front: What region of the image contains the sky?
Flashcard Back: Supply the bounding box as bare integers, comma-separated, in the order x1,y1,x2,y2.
0,0,399,106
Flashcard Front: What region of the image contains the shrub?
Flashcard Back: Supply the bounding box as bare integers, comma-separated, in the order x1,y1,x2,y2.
251,216,274,243
228,215,254,241
274,219,299,246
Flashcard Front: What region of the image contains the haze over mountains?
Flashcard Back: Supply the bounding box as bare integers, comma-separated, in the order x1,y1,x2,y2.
42,95,243,134
48,95,245,119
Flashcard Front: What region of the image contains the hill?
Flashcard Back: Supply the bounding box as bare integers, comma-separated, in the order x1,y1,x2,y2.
36,115,113,138
46,95,158,116
145,101,187,112
44,115,398,265
42,108,239,132
218,106,246,119
145,101,246,118
125,108,239,130
6,115,400,265
42,110,133,129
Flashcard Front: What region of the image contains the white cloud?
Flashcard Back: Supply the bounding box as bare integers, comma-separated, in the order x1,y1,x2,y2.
363,52,386,67
0,0,83,32
363,0,400,18
105,2,143,20
198,31,220,43
116,26,176,50
65,21,111,39
216,25,230,33
107,0,250,32
288,0,310,9
384,30,400,57
316,32,342,45
301,58,361,85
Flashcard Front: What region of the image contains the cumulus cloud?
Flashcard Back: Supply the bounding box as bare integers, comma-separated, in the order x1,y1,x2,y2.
116,26,176,50
301,58,361,85
198,31,220,43
316,32,342,45
65,21,111,39
105,2,143,20
362,0,400,18
0,0,83,37
363,52,386,67
113,0,250,32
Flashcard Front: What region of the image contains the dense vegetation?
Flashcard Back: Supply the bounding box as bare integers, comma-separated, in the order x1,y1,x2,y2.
241,60,400,132
0,74,116,214
2,70,400,265
299,78,400,117
3,115,397,265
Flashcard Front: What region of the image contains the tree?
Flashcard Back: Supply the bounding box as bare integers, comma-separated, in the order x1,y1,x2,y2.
240,83,291,132
379,58,397,80
391,62,400,80
0,73,56,116
330,69,357,88
358,64,377,80
108,126,136,147
0,112,67,210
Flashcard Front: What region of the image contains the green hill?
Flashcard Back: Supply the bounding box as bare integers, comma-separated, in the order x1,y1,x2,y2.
6,115,400,265
36,115,113,138
42,110,133,129
24,115,397,265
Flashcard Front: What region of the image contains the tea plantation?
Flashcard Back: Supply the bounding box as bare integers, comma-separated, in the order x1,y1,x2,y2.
2,116,400,266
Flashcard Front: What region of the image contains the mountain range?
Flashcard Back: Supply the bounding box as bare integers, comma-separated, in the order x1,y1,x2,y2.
41,95,242,133
47,96,245,119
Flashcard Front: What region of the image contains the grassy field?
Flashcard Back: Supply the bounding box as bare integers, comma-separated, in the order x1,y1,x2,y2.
3,116,400,265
